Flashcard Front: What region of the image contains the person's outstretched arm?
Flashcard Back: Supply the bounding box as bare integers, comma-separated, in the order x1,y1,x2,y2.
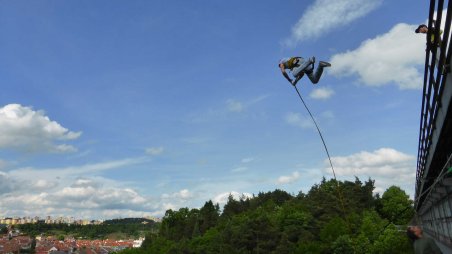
279,63,292,83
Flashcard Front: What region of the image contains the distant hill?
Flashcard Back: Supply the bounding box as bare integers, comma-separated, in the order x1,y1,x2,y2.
103,218,155,225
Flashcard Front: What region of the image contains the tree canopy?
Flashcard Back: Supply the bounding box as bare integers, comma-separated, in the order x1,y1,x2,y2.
121,178,415,254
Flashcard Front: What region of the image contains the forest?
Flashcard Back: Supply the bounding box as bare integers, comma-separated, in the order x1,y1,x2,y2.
118,177,415,254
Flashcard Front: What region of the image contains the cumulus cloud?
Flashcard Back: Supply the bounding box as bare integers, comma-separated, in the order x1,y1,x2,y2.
329,23,425,89
0,104,81,153
0,156,161,219
0,171,18,194
146,147,164,156
277,171,301,184
284,0,382,46
310,87,335,99
325,148,416,197
0,176,155,219
213,191,253,206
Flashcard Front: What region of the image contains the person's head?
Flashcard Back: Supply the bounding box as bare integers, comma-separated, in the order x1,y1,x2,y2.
406,226,423,241
415,24,428,34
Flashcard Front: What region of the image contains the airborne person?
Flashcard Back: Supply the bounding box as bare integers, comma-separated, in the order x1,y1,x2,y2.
279,56,331,86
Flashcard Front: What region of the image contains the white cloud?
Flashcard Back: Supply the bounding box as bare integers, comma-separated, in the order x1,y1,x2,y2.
284,0,382,46
277,171,301,184
320,110,334,119
310,87,335,99
325,148,416,197
241,157,254,163
231,166,248,173
329,23,425,89
146,147,164,156
162,189,194,200
213,191,253,206
285,112,314,129
10,157,146,181
0,171,18,194
226,99,243,112
0,104,81,153
226,96,269,113
0,176,155,219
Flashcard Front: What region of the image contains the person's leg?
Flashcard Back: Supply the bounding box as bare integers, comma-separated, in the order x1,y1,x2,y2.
292,57,315,77
306,67,324,84
307,61,331,84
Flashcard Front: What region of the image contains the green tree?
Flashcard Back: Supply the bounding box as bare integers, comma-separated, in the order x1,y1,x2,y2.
332,235,354,254
379,186,414,224
320,217,348,243
371,225,412,254
199,200,220,234
222,194,250,219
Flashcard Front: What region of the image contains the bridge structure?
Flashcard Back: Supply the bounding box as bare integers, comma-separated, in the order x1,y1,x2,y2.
415,0,452,250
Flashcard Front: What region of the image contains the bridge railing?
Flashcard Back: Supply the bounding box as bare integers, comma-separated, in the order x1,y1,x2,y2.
416,0,452,209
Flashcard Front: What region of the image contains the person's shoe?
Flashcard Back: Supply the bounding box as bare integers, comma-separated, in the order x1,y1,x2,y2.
310,56,316,64
319,61,331,67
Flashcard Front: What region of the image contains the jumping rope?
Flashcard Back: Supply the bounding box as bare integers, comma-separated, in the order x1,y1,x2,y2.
293,85,350,230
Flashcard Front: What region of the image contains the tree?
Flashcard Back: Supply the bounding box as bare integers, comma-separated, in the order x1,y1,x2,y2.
379,186,414,224
199,200,220,234
222,194,250,219
320,217,348,244
371,225,412,254
332,235,354,254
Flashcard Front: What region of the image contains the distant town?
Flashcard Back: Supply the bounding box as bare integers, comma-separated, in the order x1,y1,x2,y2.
0,216,161,225
0,216,161,254
0,234,145,254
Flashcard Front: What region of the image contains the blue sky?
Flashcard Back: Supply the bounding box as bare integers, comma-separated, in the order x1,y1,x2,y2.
0,0,432,219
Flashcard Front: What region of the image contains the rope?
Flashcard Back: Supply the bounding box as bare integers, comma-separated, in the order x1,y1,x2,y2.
293,86,335,177
293,85,349,229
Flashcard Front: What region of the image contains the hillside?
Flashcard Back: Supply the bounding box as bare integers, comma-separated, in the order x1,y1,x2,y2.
120,177,415,254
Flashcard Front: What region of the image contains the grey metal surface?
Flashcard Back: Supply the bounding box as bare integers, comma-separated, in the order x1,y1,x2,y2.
415,0,452,251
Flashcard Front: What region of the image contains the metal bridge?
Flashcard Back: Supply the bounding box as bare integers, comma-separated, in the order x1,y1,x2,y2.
415,0,452,250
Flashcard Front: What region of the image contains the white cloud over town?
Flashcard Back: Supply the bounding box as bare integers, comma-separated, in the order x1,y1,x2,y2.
0,104,81,153
284,0,382,46
329,23,425,89
0,175,156,219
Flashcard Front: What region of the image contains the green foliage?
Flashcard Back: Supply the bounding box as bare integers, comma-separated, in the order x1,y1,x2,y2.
0,226,8,234
118,178,415,254
17,220,157,240
379,186,414,224
320,217,348,243
371,225,413,254
332,235,354,254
